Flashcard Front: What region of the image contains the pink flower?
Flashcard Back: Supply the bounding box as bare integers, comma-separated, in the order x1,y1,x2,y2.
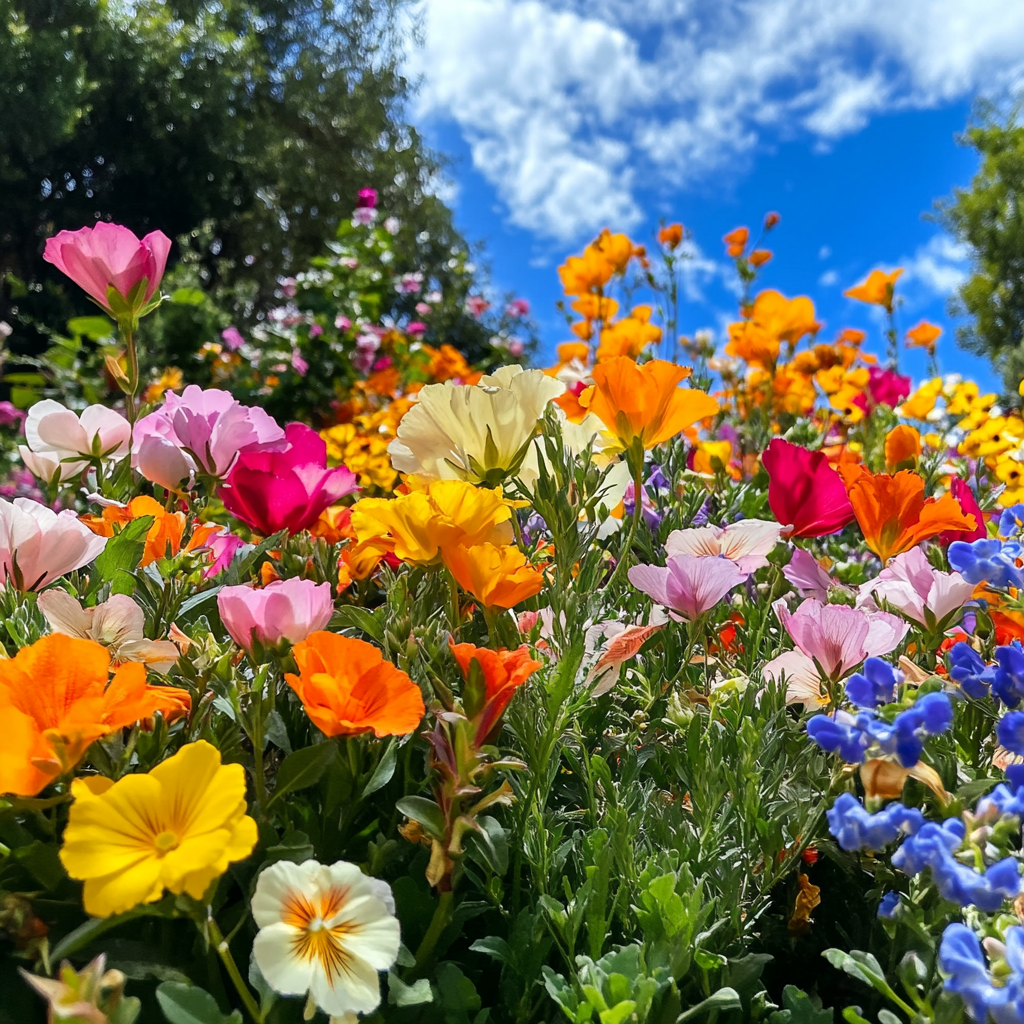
762,649,828,707
628,553,747,622
406,321,427,336
19,400,131,483
399,272,423,294
335,315,352,331
0,497,107,591
859,546,974,629
938,478,987,545
352,207,377,227
761,438,855,538
415,302,432,316
506,299,530,318
0,402,24,429
221,423,358,536
867,366,911,408
217,577,334,652
665,518,784,574
507,339,525,358
291,349,309,377
466,295,491,318
772,597,908,681
782,548,838,602
221,326,245,351
204,528,247,578
134,386,285,480
279,277,298,298
43,223,171,318
356,188,378,209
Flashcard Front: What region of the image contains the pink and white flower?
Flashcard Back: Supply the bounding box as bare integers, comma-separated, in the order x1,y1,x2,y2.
665,519,784,574
20,400,131,483
628,553,747,623
859,546,975,629
217,577,334,652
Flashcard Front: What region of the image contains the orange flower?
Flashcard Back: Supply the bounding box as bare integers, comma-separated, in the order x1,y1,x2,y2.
592,230,638,275
555,342,590,365
580,357,719,453
596,305,662,361
442,543,545,609
570,320,593,341
82,496,217,567
838,465,978,564
905,320,942,353
449,640,541,743
571,295,619,322
558,247,614,296
553,388,591,424
723,226,749,257
285,631,424,738
308,506,354,545
0,635,191,797
425,343,475,383
658,223,684,250
844,268,903,312
764,211,781,229
884,425,922,471
748,249,772,267
725,290,820,369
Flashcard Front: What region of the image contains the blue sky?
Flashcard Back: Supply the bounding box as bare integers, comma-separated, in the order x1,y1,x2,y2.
406,0,1024,392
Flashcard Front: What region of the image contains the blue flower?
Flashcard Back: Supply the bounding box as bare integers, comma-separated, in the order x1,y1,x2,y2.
845,657,902,709
995,644,1024,708
1000,711,1024,756
948,642,996,700
948,538,1024,590
806,711,872,763
975,783,1024,821
999,504,1024,541
826,792,924,852
939,924,1002,1023
877,891,901,918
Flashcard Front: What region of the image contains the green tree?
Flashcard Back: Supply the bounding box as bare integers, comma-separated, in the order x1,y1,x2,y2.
941,98,1024,395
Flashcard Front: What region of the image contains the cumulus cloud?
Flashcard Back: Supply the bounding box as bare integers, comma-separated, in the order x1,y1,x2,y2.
410,0,1024,242
900,233,971,299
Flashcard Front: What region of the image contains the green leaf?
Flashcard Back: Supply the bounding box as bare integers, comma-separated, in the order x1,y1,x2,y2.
388,971,434,1007
49,898,178,962
169,287,206,306
465,815,508,875
267,742,337,806
767,986,834,1024
67,315,115,340
395,795,446,839
155,982,243,1024
676,988,742,1022
93,516,154,587
362,738,398,798
13,840,68,891
331,604,385,642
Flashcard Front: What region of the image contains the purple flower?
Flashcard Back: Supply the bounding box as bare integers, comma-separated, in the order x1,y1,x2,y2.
221,326,245,351
628,553,746,623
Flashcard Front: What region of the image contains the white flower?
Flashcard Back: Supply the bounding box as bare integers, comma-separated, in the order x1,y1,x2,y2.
388,365,565,484
37,589,180,672
20,399,131,483
251,860,400,1019
0,497,107,591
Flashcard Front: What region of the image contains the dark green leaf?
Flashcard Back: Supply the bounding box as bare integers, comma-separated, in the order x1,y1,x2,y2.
267,742,337,806
156,981,243,1024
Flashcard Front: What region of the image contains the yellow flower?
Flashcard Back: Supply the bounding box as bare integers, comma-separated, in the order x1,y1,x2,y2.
350,480,513,566
995,456,1024,506
898,377,943,420
442,542,545,609
59,741,257,917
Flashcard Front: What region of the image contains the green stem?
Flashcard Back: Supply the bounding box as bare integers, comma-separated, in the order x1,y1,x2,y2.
122,325,139,426
205,912,263,1023
603,458,644,594
410,890,454,977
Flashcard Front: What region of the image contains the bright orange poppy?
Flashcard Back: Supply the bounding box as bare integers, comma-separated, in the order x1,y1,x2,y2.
748,249,772,267
580,357,719,452
442,543,545,609
596,305,662,361
884,425,922,470
0,634,191,797
723,226,749,257
658,223,684,250
82,496,218,567
571,295,619,322
905,320,942,353
592,230,638,274
558,247,615,296
449,640,541,743
838,465,977,564
844,269,903,312
285,631,425,738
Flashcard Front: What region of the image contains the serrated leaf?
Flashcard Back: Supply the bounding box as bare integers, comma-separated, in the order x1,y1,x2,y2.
267,742,337,806
156,981,242,1024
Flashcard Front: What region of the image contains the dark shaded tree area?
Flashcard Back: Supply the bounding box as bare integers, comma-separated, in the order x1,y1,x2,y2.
0,0,467,349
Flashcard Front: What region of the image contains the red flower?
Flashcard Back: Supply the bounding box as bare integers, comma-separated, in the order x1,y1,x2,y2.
761,439,855,538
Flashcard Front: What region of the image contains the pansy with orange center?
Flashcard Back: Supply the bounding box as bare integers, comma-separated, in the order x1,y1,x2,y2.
449,640,541,744
844,268,903,312
285,632,425,738
0,634,191,797
441,542,546,610
905,320,942,353
838,465,978,564
579,357,719,454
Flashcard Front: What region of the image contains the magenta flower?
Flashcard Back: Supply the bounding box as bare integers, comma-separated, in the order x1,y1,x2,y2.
773,597,908,681
133,386,285,481
867,366,911,408
938,478,988,546
217,577,334,653
356,188,378,209
221,326,245,351
221,423,358,536
43,223,171,319
628,553,747,622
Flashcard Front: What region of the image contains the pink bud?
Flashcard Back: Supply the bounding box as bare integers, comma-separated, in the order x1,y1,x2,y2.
217,577,334,651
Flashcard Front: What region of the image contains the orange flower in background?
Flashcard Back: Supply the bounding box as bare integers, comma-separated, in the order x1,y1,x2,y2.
844,268,903,312
82,496,217,567
596,305,662,361
764,211,781,229
906,320,942,353
571,295,619,322
308,505,354,545
726,290,820,369
658,223,684,250
556,342,590,365
449,639,541,743
592,229,638,274
691,440,738,478
442,542,545,609
285,631,425,738
838,465,977,564
425,343,475,383
723,226,749,257
748,249,772,267
580,357,719,452
554,387,591,424
884,425,922,470
558,247,615,296
0,635,191,797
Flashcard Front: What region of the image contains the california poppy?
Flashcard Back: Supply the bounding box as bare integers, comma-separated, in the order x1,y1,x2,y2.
723,226,749,258
844,269,903,312
449,640,541,744
442,542,545,610
658,223,684,250
884,425,922,471
906,320,942,353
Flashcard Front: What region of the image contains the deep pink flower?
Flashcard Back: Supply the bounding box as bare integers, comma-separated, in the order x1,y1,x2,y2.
628,553,746,622
221,326,245,351
222,423,358,536
356,188,378,209
406,321,427,336
217,577,334,652
937,477,987,545
204,529,247,579
761,439,855,538
43,223,171,318
0,402,25,429
867,366,911,408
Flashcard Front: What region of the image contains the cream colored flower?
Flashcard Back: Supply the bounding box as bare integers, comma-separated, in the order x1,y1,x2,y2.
388,365,565,485
251,859,400,1019
38,589,180,673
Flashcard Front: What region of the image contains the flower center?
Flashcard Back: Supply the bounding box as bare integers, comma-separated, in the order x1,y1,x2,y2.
307,917,325,933
154,830,179,854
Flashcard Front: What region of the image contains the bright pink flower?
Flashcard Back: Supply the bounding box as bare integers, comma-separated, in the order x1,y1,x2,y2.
291,349,309,377
222,423,358,536
937,478,987,545
859,546,974,629
217,577,334,652
506,299,531,318
406,322,427,336
867,366,911,408
221,326,245,351
466,295,491,318
43,223,171,318
761,439,855,538
628,553,746,623
0,402,25,429
356,188,378,209
134,386,285,480
204,529,247,579
772,597,908,681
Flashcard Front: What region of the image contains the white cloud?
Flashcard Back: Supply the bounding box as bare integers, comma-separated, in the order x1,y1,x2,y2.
410,0,1024,242
819,270,839,287
900,233,971,300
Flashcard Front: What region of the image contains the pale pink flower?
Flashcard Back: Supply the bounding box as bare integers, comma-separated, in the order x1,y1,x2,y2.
204,528,247,578
628,553,747,623
20,400,130,483
217,577,334,652
134,433,193,490
0,497,107,591
506,299,530,318
782,548,838,602
761,649,829,707
859,546,974,629
466,295,491,318
335,314,352,331
772,597,908,681
43,223,171,317
665,518,784,574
